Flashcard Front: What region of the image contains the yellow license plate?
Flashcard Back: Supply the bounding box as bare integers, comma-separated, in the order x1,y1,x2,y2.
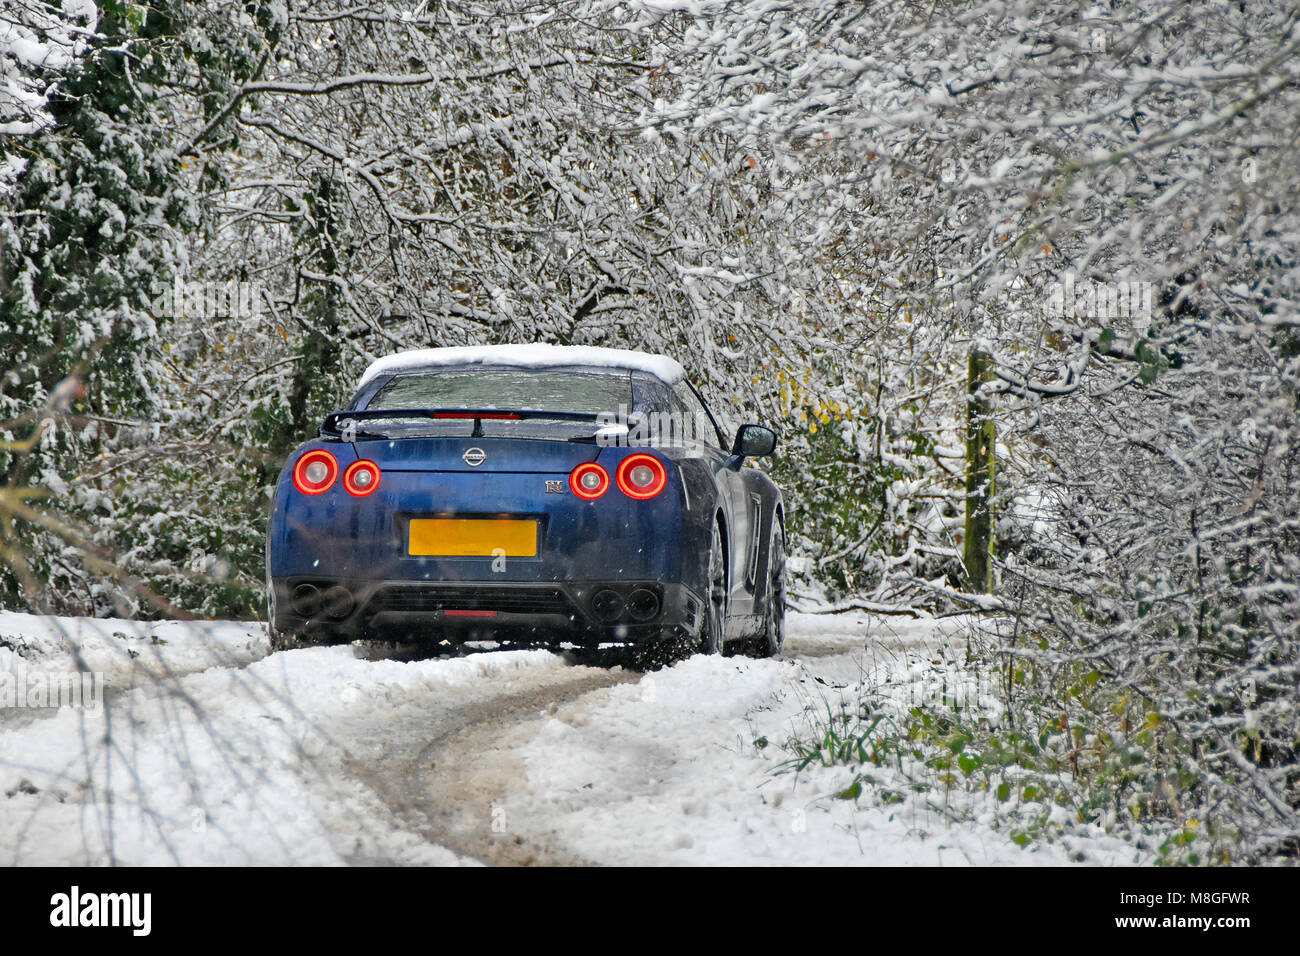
408,518,539,557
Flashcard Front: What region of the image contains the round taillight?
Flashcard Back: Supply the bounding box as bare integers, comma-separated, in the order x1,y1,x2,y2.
570,462,609,500
343,459,381,497
293,450,338,495
616,454,666,499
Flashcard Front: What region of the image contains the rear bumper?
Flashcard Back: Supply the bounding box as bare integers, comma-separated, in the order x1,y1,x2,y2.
267,448,702,585
270,578,705,645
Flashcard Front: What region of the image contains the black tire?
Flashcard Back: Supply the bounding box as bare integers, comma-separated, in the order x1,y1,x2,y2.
268,624,305,653
265,586,320,653
702,517,728,655
742,525,786,658
266,589,307,652
265,585,295,653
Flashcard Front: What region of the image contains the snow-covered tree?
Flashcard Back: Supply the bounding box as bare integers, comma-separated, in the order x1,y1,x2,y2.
0,1,278,613
0,0,97,141
613,0,1300,856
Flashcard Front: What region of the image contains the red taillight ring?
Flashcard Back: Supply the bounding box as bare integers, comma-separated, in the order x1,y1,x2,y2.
343,459,381,497
570,462,610,500
616,454,667,499
293,449,338,495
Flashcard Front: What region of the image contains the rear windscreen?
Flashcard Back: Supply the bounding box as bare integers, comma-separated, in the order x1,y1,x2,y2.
369,368,634,414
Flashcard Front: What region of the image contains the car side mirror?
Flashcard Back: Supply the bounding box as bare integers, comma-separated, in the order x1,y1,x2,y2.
730,424,777,461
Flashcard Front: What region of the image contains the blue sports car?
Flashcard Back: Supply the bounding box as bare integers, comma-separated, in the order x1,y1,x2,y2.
265,345,785,666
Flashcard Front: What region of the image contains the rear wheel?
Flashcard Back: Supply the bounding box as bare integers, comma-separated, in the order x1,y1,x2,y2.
267,591,310,652
702,518,728,655
742,526,786,658
265,585,296,653
265,585,337,652
268,625,305,653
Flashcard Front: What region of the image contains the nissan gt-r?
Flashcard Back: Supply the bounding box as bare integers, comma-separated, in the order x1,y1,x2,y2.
265,344,785,666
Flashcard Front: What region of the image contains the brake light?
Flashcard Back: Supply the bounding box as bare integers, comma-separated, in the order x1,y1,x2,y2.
343,459,381,496
570,462,609,500
293,450,338,495
616,454,666,499
433,412,521,420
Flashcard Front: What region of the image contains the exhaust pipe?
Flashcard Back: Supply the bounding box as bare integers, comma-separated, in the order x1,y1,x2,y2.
323,585,355,619
291,583,321,617
627,588,661,622
591,589,624,624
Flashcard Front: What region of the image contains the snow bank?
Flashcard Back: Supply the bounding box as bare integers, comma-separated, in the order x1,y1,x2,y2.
502,613,1138,865
0,611,265,688
0,624,561,865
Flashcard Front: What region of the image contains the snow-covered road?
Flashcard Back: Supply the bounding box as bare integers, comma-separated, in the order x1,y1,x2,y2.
0,610,1133,865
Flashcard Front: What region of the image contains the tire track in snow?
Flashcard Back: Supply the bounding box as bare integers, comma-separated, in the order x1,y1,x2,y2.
338,660,638,865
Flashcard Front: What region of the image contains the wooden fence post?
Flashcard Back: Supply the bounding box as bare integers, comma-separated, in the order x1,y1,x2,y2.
964,349,996,593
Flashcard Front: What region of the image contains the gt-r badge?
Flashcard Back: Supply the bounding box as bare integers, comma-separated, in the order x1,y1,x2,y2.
463,447,487,466
545,480,564,493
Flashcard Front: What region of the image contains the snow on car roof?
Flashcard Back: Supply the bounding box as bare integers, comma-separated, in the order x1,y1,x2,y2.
357,344,685,388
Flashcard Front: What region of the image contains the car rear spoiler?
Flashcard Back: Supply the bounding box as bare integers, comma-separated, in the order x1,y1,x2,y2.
320,408,602,440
